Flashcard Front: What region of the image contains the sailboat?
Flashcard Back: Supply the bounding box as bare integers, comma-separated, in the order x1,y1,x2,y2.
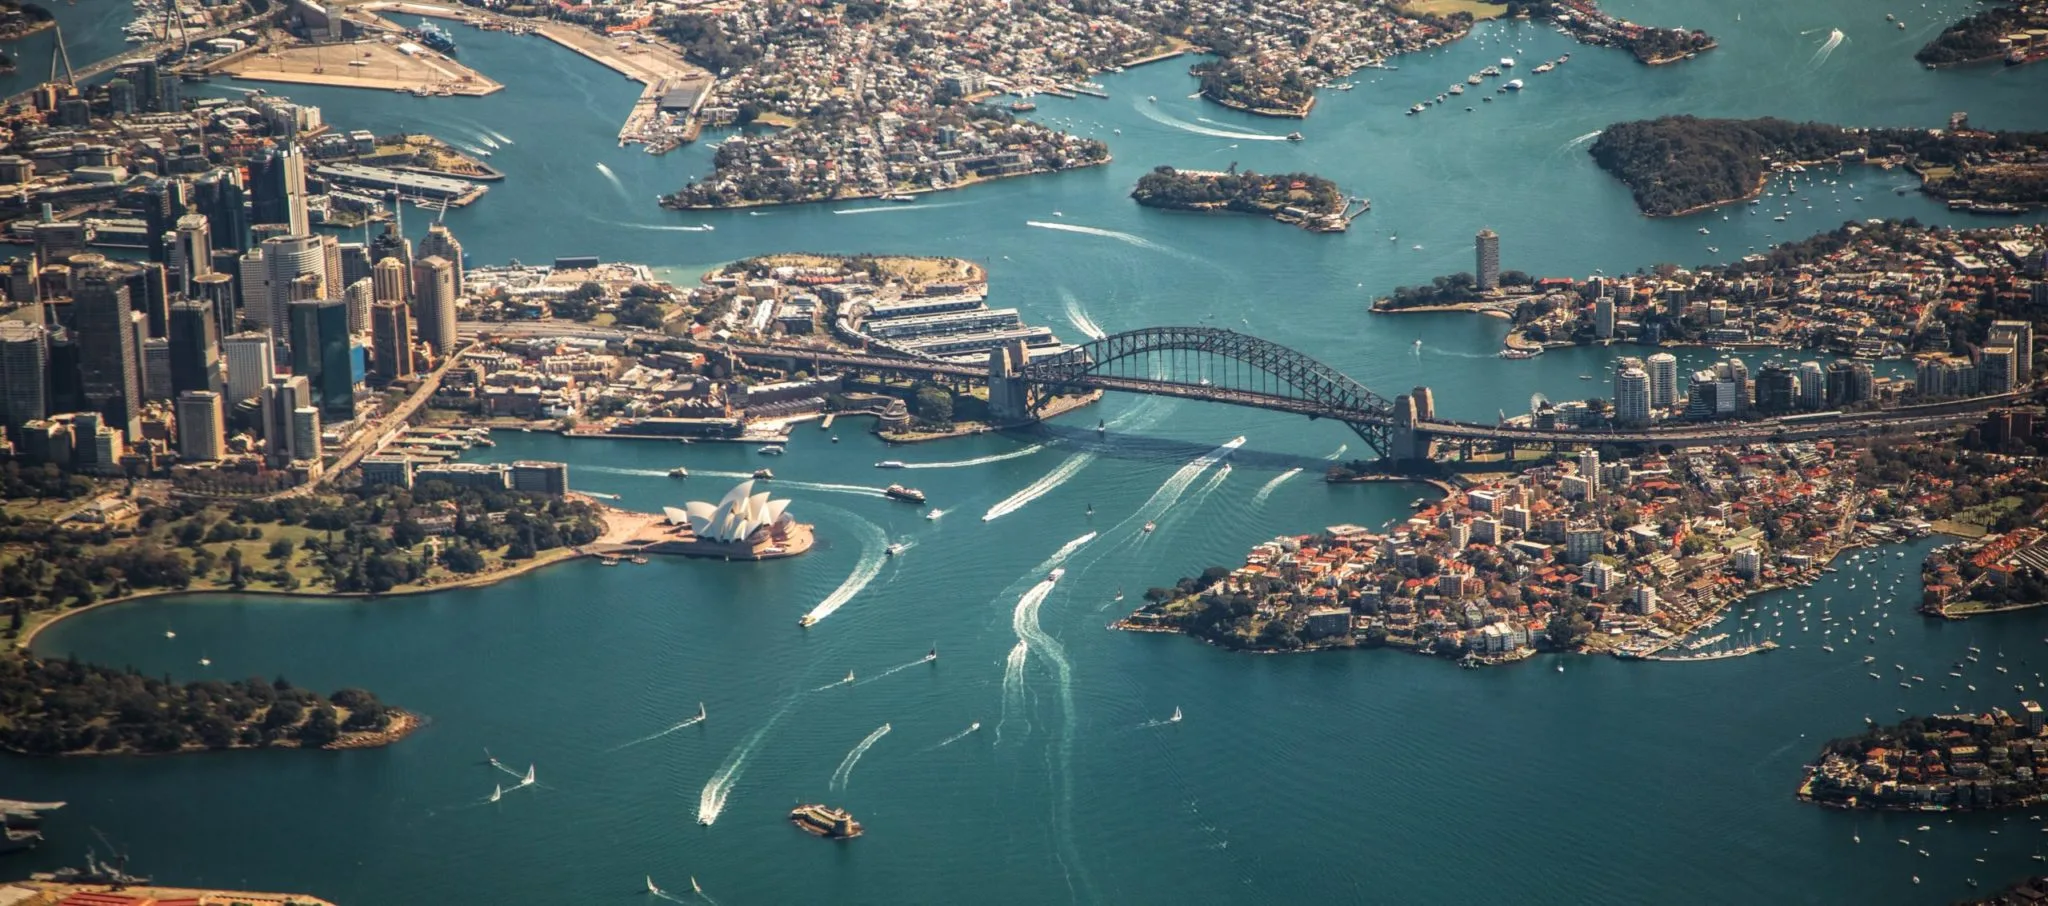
926,644,938,662
646,875,657,893
845,669,855,684
1096,419,1106,436
1168,707,1183,723
691,878,705,896
490,784,502,803
521,764,536,786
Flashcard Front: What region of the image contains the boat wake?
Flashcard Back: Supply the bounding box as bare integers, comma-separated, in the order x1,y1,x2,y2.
811,674,855,692
645,879,693,904
1250,468,1301,505
996,639,1030,743
901,444,1046,469
1178,464,1231,512
608,713,705,752
798,518,891,626
1134,101,1285,142
1811,27,1845,67
982,452,1097,521
1325,443,1348,460
926,722,982,751
774,480,891,498
691,877,718,906
1562,130,1601,151
594,162,627,197
1025,221,1180,256
1008,563,1095,900
1059,287,1108,340
855,654,936,686
600,219,711,233
832,201,968,215
696,702,791,826
1418,344,1497,360
481,126,513,145
1117,437,1246,533
828,723,893,791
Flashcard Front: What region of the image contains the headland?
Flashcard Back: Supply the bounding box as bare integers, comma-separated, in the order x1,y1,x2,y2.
1130,165,1361,232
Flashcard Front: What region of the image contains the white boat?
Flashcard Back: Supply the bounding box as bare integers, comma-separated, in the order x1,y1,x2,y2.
1169,707,1183,723
1142,521,1156,533
845,669,855,684
491,784,502,803
1503,79,1525,91
925,509,943,521
1114,587,1125,601
885,543,906,557
646,876,657,893
700,224,715,231
1147,95,1157,102
757,444,786,455
1500,57,1515,67
522,765,536,786
875,460,907,469
1048,567,1066,582
698,702,707,721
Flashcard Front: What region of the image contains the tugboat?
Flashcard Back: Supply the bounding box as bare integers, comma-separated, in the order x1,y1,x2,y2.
790,803,864,839
884,484,926,504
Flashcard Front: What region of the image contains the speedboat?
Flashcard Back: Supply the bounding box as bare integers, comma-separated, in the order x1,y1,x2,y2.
798,614,818,628
1048,567,1066,583
758,444,786,455
927,646,938,662
669,467,689,478
885,543,906,557
752,468,774,480
875,460,907,469
1142,521,1156,533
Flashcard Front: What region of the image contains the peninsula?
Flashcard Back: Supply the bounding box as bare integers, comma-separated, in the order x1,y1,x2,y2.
1917,2,2048,67
1130,166,1357,232
1799,702,2048,812
1588,116,2048,217
1489,0,1718,65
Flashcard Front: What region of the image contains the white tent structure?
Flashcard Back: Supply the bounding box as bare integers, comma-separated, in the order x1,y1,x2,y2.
664,480,793,543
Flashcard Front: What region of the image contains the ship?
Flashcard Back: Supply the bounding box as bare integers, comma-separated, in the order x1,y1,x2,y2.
33,849,149,886
884,484,927,503
413,22,458,55
790,803,864,839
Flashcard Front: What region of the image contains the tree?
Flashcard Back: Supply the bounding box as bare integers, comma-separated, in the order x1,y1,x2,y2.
267,538,296,561
914,386,954,425
440,544,486,574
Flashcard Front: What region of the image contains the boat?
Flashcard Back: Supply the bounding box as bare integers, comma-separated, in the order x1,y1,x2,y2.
1467,74,1484,85
875,460,908,469
883,193,917,203
1407,104,1425,115
846,670,855,683
1532,62,1554,73
1009,100,1037,112
798,614,818,628
490,784,502,803
885,543,906,557
1114,586,1125,602
1503,79,1525,91
927,645,938,662
1048,567,1066,583
1147,95,1157,102
630,556,649,564
1448,84,1465,95
790,803,864,839
646,876,657,893
413,22,458,54
1142,521,1156,533
1096,419,1106,435
1285,132,1303,142
1168,707,1183,723
165,630,175,639
752,468,774,480
884,484,927,504
701,224,715,231
1480,66,1501,77
757,444,786,455
669,467,690,478
925,509,943,521
1500,57,1515,67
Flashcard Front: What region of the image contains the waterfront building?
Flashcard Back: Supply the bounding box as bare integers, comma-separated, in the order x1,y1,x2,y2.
287,298,355,421
1303,608,1352,640
1989,320,2034,385
1754,363,1798,414
509,460,570,496
369,300,415,383
1646,352,1679,411
1594,295,1616,340
1475,228,1500,292
249,143,311,236
667,479,795,543
33,221,87,264
260,374,312,466
223,330,277,404
1732,546,1763,581
360,455,417,489
372,256,408,304
1797,361,1825,410
1826,360,1874,407
74,266,142,439
419,223,464,295
416,462,512,491
1628,585,1660,616
1613,365,1651,426
1915,354,1978,399
142,337,173,401
0,321,48,438
1722,358,1750,412
174,389,225,461
412,255,458,355
168,299,222,397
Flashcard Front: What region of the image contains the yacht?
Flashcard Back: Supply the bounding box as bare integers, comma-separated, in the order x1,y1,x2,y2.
1142,521,1157,533
757,444,786,455
1147,95,1157,102
1500,57,1515,68
1048,567,1066,583
1285,131,1304,142
1502,79,1525,91
1466,74,1483,85
1448,84,1465,95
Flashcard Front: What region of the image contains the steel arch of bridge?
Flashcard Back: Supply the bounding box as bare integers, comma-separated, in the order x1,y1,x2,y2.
1020,326,1400,455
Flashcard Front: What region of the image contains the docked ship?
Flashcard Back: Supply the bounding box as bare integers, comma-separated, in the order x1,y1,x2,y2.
790,803,863,839
414,22,458,55
884,484,926,504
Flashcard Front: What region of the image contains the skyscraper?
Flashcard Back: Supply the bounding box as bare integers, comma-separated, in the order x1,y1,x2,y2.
1594,295,1616,340
369,221,412,269
261,373,312,466
142,337,173,401
74,266,143,439
168,299,222,397
288,298,355,421
345,277,374,335
248,144,310,236
339,242,372,290
193,167,250,253
1797,361,1826,410
125,262,169,339
1613,365,1651,426
192,271,237,337
170,213,211,297
372,256,408,303
411,255,458,355
174,390,225,461
0,321,48,439
1989,320,2035,385
1645,352,1679,411
419,223,464,295
222,330,276,404
1754,363,1798,413
370,300,415,383
141,178,187,265
256,234,328,341
1475,228,1500,292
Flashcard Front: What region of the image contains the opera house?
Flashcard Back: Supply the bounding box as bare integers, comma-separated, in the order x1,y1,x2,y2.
639,480,814,560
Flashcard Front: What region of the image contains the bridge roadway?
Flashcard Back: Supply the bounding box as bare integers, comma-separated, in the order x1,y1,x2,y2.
3,14,271,108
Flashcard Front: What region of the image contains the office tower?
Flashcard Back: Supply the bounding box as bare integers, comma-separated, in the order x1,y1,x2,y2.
222,330,276,403
1475,228,1500,292
141,178,187,265
142,337,173,401
1989,320,2034,385
174,390,225,461
256,234,327,341
193,168,250,252
237,247,266,331
344,277,373,335
171,213,211,297
370,300,415,383
318,233,343,303
1594,295,1616,340
411,255,457,354
4,256,38,308
74,267,143,439
248,143,310,236
1646,352,1678,411
288,298,355,421
1754,362,1798,413
192,271,236,337
1613,365,1651,426
33,222,87,268
123,262,170,339
419,223,463,294
106,78,135,116
340,241,372,290
260,374,312,466
168,299,222,397
1797,361,1825,410
0,321,48,438
45,328,81,415
291,407,322,462
368,221,411,269
372,256,408,303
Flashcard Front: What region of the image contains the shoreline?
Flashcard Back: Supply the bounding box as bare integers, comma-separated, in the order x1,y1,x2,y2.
0,709,425,759
662,157,1112,212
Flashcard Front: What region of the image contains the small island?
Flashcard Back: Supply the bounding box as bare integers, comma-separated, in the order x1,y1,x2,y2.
1589,115,2048,216
1917,2,2048,67
1798,703,2048,812
0,652,414,756
1492,0,1717,64
1130,165,1360,232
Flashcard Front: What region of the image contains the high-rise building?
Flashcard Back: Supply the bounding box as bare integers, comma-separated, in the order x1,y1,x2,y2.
1916,354,1978,399
125,262,169,339
370,300,415,383
372,256,408,303
174,390,225,461
4,256,39,308
291,406,322,463
1721,357,1751,412
222,330,276,404
33,221,88,265
339,242,372,290
1824,360,1874,407
192,271,237,337
1594,295,1616,340
167,299,222,397
141,178,187,265
1754,362,1798,413
368,221,411,269
45,329,81,415
142,337,173,401
288,298,355,421
1989,320,2035,385
256,234,327,342
0,321,48,439
419,223,464,295
411,255,458,355
1475,228,1500,292
1979,344,2021,394
1613,365,1651,426
344,277,374,335
248,144,310,236
260,373,312,466
1797,361,1826,410
1645,352,1679,411
170,213,211,297
74,266,143,438
193,168,250,253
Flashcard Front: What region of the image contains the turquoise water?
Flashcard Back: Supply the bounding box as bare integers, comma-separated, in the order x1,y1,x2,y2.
10,0,2048,901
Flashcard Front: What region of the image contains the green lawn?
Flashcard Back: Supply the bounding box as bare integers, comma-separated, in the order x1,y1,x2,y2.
1399,0,1506,19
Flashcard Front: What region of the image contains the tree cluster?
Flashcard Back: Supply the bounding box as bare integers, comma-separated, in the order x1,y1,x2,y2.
1916,4,2048,65
1130,166,1342,216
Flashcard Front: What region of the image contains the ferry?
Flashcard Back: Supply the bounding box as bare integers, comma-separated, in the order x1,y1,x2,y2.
601,557,621,567
668,467,689,478
1407,104,1426,115
1498,347,1543,359
413,22,458,55
884,484,927,504
790,803,863,839
875,460,908,469
752,468,775,480
757,444,786,455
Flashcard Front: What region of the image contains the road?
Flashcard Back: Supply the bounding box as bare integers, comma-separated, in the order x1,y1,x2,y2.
267,342,476,498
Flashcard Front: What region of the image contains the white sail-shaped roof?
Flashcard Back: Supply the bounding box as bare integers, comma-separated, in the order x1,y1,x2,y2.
674,479,793,543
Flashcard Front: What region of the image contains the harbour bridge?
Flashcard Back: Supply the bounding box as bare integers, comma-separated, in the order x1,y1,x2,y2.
718,325,2018,461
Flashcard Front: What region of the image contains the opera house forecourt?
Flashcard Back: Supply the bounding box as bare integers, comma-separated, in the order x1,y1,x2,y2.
641,480,815,560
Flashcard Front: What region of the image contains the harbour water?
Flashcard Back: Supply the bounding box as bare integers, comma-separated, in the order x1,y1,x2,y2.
8,0,2048,901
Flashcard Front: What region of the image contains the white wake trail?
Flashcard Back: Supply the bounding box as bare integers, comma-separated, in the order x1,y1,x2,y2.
996,640,1029,743
608,714,705,752
929,723,981,750
828,723,893,791
1009,564,1095,899
1810,28,1844,66
856,656,935,686
594,162,626,197
1135,101,1286,141
901,444,1045,469
832,201,969,215
982,452,1097,521
696,703,790,826
1177,465,1232,513
775,480,890,498
1563,130,1601,151
1325,443,1348,460
1058,287,1108,340
1250,468,1301,505
483,127,514,145
1026,221,1179,256
798,518,891,626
